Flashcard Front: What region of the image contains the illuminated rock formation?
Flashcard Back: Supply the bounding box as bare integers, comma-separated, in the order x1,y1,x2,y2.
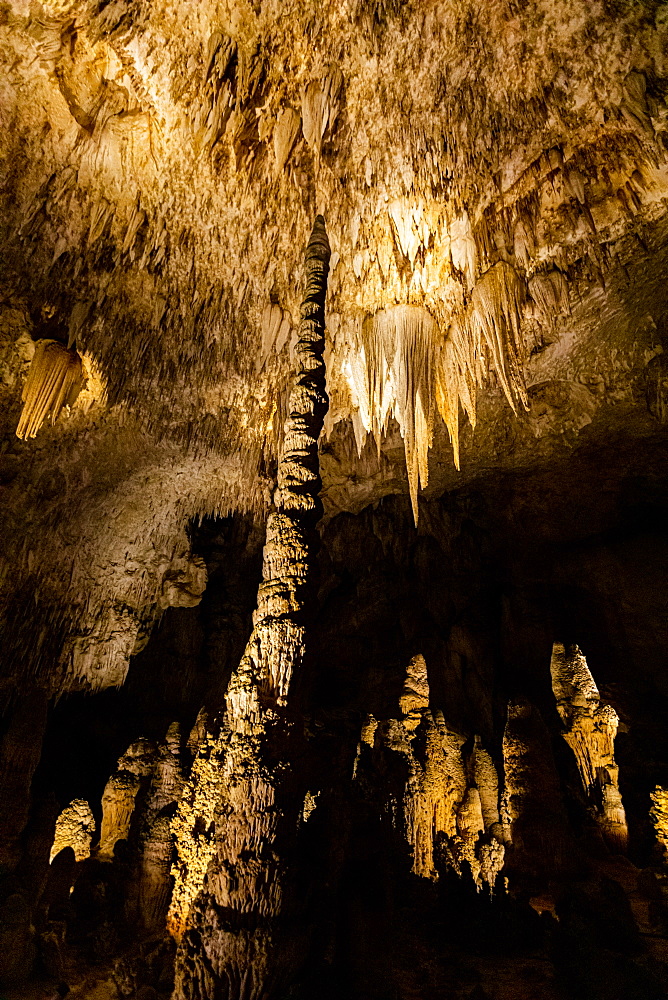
99,738,159,858
50,798,95,862
16,340,83,441
170,216,331,998
1,2,668,997
369,654,504,891
550,642,628,852
132,723,184,934
650,787,668,864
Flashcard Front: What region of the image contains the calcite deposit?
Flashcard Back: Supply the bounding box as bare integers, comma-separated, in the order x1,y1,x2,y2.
2,0,668,998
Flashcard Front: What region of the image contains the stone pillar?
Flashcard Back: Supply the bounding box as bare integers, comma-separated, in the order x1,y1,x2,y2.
170,217,331,1000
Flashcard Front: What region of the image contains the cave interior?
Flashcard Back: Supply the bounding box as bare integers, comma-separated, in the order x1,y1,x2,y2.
2,1,668,999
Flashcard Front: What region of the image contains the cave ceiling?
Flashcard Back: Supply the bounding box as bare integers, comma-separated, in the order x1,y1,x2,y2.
1,0,668,694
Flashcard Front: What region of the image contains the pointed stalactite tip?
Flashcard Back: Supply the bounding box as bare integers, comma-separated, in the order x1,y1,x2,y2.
306,215,331,264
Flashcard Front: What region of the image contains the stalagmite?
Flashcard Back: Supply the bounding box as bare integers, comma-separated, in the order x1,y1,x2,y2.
650,787,668,864
170,217,331,999
99,738,158,858
134,723,184,934
370,655,504,890
501,698,573,876
16,339,83,440
50,799,95,862
550,642,628,851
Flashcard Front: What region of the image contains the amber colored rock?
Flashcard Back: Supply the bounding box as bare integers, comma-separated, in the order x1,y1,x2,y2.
550,642,628,852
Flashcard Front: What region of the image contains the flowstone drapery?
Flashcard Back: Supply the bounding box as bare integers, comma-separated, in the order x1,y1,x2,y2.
169,217,331,999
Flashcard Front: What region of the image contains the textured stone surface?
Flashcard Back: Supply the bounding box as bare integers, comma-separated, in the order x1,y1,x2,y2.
2,2,668,998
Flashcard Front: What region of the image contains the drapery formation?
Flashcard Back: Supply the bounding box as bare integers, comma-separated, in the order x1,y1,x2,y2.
341,259,529,522
169,216,330,999
16,340,83,441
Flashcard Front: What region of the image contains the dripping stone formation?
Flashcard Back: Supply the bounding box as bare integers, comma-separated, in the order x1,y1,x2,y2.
2,3,668,1000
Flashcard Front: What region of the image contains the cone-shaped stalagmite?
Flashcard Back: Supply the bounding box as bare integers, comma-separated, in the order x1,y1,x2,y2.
170,218,331,999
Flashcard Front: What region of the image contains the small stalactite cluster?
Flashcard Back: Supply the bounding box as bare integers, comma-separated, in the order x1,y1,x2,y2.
169,217,331,1000
16,340,83,440
550,642,628,852
301,65,344,163
341,255,529,521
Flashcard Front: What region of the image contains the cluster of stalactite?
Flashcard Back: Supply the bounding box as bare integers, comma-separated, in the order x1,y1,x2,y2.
340,256,529,521
168,217,331,1000
16,340,83,440
4,1,666,477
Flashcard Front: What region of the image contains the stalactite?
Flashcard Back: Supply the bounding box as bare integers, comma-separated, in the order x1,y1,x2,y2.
344,305,437,522
528,270,570,329
50,799,95,862
16,339,83,440
342,259,529,522
301,66,343,161
170,217,330,1000
273,107,301,175
550,642,628,852
469,260,528,412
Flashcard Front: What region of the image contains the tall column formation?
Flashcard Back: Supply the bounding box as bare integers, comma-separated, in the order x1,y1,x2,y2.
550,642,628,852
170,218,330,1000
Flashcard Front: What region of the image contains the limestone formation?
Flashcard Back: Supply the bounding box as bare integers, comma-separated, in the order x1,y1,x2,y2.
50,799,95,862
16,339,83,440
550,642,628,851
0,2,666,681
170,216,331,998
369,655,504,891
1,2,668,997
501,698,573,877
132,724,184,934
650,787,668,864
99,738,159,858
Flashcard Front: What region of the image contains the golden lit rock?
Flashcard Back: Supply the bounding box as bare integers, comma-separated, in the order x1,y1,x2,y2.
550,642,628,852
50,799,95,862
